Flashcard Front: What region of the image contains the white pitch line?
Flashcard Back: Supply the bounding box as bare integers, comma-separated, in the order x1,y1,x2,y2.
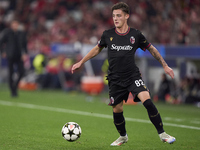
0,100,200,130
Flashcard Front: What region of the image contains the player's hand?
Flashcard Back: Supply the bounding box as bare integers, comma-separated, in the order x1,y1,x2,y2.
164,66,174,79
71,61,82,74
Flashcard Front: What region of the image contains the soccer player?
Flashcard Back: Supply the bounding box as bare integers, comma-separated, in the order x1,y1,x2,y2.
0,20,27,97
71,2,176,146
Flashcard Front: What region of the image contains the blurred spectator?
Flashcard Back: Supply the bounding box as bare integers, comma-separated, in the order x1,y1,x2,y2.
101,58,109,91
178,77,200,104
157,73,171,101
38,54,82,91
59,56,74,91
0,20,28,97
1,0,200,97
0,0,199,56
42,55,61,89
32,52,47,88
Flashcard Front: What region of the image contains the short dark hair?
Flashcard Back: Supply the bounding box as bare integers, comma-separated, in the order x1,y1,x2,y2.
111,2,130,14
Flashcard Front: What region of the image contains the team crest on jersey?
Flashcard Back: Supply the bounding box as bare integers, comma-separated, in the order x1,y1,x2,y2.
130,36,135,44
110,37,113,41
110,97,114,104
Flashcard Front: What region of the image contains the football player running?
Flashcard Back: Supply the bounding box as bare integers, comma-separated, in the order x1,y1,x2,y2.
72,2,176,146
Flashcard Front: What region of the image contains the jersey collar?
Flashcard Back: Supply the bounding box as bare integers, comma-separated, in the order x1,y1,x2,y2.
115,27,130,36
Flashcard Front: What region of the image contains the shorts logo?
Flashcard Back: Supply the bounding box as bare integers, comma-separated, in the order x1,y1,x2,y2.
110,97,115,104
98,40,101,44
130,36,135,44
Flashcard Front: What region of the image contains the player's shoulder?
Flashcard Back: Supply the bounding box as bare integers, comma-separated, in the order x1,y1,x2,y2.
103,28,115,35
130,27,141,34
1,28,11,34
129,28,144,38
0,28,11,38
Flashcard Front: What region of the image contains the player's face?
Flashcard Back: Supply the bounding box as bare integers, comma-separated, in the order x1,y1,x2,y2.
11,21,19,31
112,9,129,28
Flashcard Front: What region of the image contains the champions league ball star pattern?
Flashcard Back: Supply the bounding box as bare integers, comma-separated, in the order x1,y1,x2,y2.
61,122,82,142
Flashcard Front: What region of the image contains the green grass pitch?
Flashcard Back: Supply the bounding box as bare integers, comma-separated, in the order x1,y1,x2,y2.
0,85,200,150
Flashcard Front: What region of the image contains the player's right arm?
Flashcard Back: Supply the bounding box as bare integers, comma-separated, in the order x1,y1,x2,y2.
147,45,174,79
71,45,103,74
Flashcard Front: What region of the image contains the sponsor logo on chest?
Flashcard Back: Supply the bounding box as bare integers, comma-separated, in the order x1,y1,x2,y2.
111,44,133,51
109,35,135,51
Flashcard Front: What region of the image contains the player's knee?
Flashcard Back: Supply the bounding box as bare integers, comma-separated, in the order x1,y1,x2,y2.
143,99,158,115
112,103,123,113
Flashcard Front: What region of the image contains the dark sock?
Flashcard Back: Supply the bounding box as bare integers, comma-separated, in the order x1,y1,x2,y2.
113,112,126,136
143,99,164,134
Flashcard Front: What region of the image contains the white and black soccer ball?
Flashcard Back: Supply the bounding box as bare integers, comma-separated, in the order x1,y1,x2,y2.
61,122,82,142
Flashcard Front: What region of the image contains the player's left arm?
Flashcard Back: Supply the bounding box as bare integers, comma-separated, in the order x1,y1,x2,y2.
71,45,103,74
0,30,7,56
147,45,174,79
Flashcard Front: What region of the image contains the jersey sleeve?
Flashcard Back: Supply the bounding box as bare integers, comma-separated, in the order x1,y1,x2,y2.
138,31,151,51
98,31,107,48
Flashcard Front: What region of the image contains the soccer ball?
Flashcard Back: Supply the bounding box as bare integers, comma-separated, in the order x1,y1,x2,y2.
61,122,82,142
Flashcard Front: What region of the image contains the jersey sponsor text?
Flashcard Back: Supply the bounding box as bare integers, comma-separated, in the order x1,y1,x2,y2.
111,44,133,51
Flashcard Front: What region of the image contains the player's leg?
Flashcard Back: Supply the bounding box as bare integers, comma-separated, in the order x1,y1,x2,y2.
112,101,126,136
7,59,16,96
108,82,129,146
138,91,164,134
14,59,25,94
137,91,176,144
111,101,128,146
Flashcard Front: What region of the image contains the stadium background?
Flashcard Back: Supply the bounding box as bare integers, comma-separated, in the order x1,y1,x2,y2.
0,0,200,103
0,1,200,150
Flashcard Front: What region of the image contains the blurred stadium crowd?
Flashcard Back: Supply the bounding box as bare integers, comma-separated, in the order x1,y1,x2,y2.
0,0,200,104
0,0,200,55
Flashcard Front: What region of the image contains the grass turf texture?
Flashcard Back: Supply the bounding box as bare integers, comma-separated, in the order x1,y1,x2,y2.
0,85,200,150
